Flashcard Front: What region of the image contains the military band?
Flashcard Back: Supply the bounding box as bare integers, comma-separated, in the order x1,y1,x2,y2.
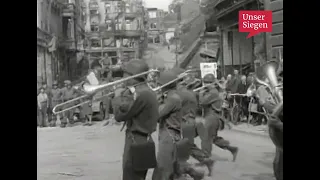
39,58,282,180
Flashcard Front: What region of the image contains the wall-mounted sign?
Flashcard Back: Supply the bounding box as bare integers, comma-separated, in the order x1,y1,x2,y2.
200,62,217,78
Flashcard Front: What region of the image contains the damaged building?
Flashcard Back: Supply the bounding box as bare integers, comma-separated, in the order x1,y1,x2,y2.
146,8,165,44
83,0,148,78
37,0,86,88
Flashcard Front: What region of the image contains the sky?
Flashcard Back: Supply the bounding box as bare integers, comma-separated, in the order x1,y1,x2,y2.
145,0,172,11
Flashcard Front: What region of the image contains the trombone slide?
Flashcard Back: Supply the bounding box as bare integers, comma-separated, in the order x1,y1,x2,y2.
83,69,158,94
52,92,114,115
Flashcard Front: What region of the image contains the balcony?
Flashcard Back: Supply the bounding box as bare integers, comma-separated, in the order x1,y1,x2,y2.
85,47,136,53
62,3,76,17
60,39,85,51
124,12,142,19
86,32,102,39
103,30,143,38
37,27,52,47
60,39,76,50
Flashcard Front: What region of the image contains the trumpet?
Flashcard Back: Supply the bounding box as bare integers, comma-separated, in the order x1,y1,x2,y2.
52,69,159,114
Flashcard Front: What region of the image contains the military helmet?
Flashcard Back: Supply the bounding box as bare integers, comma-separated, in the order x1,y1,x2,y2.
158,71,177,85
123,59,149,75
203,73,216,83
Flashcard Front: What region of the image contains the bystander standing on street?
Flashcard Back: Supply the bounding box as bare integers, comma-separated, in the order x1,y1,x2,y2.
37,87,49,127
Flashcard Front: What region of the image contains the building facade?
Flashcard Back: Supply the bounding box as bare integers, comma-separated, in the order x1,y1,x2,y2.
202,0,263,76
83,0,147,78
264,0,283,63
146,8,165,44
37,0,86,89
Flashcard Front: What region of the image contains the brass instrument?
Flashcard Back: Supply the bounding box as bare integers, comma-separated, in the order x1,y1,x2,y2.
52,69,159,114
152,69,198,92
255,60,283,104
185,79,202,89
193,81,223,92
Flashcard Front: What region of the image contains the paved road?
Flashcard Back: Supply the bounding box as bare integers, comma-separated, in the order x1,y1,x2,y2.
37,122,275,180
143,44,178,70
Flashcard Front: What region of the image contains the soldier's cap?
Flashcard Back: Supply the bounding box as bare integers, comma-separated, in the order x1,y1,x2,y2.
203,73,216,83
91,60,102,69
123,59,149,76
158,70,178,85
53,80,58,85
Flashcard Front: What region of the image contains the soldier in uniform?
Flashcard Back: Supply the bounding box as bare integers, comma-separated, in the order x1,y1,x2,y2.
172,69,215,176
199,74,239,162
61,80,76,128
152,71,204,180
49,81,63,127
113,60,159,180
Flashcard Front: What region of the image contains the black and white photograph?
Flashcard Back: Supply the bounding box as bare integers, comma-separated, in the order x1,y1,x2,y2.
37,0,283,179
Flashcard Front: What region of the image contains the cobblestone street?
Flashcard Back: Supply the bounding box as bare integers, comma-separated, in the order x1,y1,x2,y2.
37,121,275,180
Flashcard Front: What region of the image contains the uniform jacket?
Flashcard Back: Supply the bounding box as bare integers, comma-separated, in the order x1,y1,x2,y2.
114,84,159,135
158,90,182,131
176,87,198,119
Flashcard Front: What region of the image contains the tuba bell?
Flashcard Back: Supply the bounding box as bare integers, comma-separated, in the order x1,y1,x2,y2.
255,60,283,104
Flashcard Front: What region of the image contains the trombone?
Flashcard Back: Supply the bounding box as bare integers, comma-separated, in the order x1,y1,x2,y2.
193,82,223,92
151,69,197,92
52,69,159,115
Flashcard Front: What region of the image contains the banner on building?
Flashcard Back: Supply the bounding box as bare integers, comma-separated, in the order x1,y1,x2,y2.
200,62,217,78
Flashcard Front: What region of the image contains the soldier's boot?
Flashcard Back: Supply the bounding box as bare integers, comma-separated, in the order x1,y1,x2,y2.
194,157,215,176
202,158,215,176
225,146,239,162
185,165,205,180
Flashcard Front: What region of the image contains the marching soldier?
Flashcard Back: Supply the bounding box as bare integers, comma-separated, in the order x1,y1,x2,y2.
61,80,76,128
113,60,159,180
49,81,63,127
173,69,215,176
199,74,239,162
152,71,204,180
